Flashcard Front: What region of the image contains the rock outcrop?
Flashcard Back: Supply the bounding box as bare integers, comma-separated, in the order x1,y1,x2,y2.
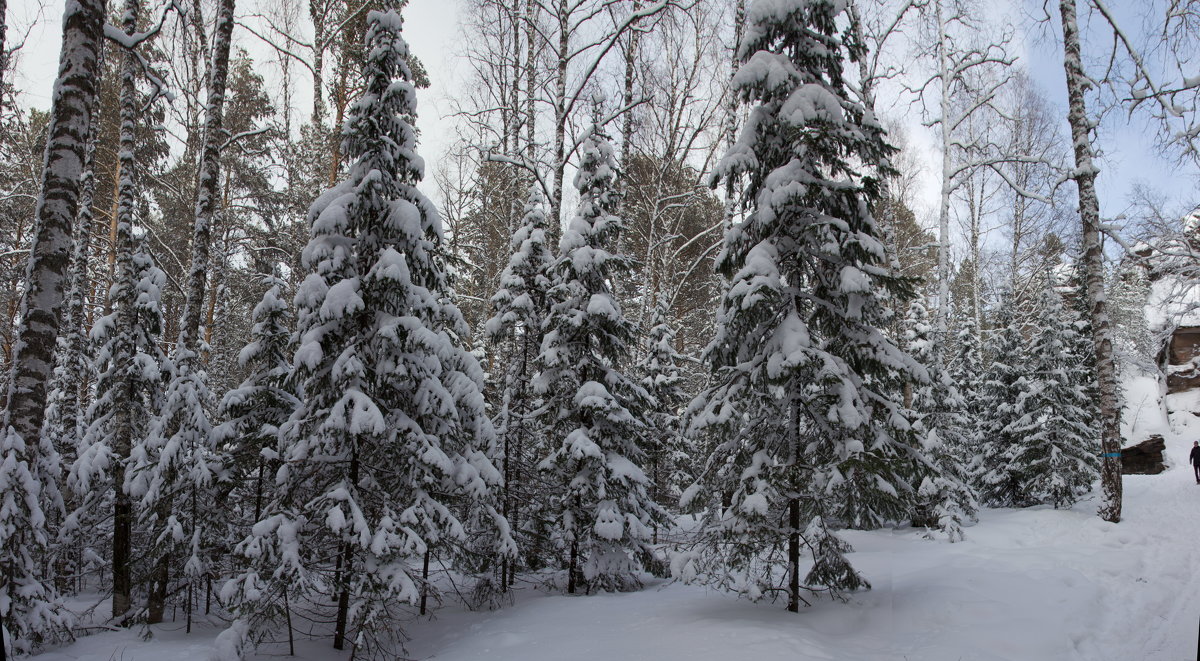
1120,435,1166,475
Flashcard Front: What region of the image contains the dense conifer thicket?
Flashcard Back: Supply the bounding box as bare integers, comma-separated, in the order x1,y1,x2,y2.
14,0,1200,654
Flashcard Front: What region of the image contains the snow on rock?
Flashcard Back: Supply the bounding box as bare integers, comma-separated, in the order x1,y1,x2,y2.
1122,374,1170,442
1146,275,1200,333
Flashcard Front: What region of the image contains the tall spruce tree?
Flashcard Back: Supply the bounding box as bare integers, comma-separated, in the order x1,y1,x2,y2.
72,0,172,621
535,116,663,595
220,7,509,654
638,293,690,543
485,186,554,586
130,0,240,629
72,234,170,622
1009,283,1099,508
904,299,976,541
946,310,984,477
215,276,299,541
1065,261,1102,443
681,0,927,612
976,297,1027,507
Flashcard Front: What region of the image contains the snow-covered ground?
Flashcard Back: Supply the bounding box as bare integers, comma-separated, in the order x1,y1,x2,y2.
36,399,1200,661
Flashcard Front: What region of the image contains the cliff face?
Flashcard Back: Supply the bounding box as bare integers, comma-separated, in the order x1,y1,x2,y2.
1165,328,1200,393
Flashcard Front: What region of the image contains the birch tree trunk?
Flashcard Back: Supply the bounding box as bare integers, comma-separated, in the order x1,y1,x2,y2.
549,0,570,237
0,0,107,646
0,0,8,120
934,0,953,349
181,0,236,355
145,0,237,622
620,1,641,167
524,0,537,166
1059,0,1122,523
111,0,142,622
311,1,327,125
719,0,745,237
1,0,107,450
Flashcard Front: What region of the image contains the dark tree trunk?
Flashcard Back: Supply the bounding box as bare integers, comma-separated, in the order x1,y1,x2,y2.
146,550,169,623
420,548,430,615
567,536,579,595
112,487,133,621
567,491,580,594
787,497,800,613
333,448,359,650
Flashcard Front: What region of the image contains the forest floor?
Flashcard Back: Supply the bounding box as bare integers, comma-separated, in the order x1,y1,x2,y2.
35,394,1200,661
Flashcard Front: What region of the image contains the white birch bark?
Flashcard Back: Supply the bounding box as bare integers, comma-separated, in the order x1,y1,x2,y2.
181,0,236,354
110,0,143,621
934,1,953,345
0,0,108,648
1059,0,1122,523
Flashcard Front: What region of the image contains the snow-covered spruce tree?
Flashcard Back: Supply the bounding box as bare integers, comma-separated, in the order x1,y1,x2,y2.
127,0,239,630
680,0,928,612
210,277,300,652
1064,260,1102,441
975,297,1027,507
72,233,170,622
1109,259,1154,372
128,318,223,629
638,293,690,544
73,0,173,621
485,186,554,588
945,309,984,476
221,7,510,654
215,276,299,543
904,299,976,541
1009,283,1098,508
535,116,663,595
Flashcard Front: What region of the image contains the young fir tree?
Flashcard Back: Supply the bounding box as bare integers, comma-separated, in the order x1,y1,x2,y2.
128,0,240,629
535,116,663,595
1009,283,1099,508
129,310,223,631
638,293,690,543
220,7,510,654
681,0,927,612
485,186,554,586
976,297,1028,507
904,300,976,541
945,310,984,477
73,0,171,618
1065,260,1102,442
1109,259,1154,371
72,234,170,622
215,276,299,539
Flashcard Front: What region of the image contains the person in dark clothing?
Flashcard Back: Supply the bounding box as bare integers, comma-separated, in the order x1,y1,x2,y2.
1191,442,1200,484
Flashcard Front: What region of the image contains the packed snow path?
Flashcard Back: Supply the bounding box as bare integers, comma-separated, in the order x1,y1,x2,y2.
37,404,1200,661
